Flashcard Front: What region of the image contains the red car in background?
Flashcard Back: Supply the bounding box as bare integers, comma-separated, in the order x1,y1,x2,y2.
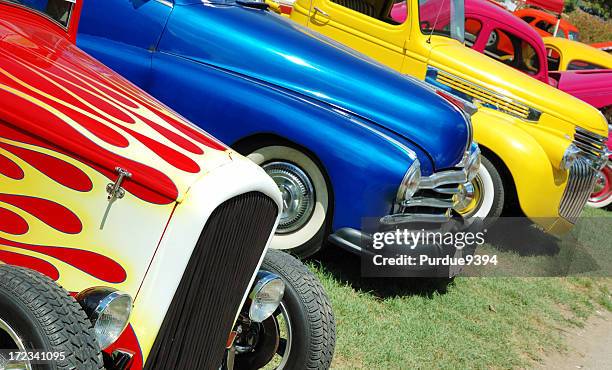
591,41,612,54
514,7,580,40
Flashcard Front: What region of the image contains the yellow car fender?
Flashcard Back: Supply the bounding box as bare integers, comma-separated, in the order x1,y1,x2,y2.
472,109,567,224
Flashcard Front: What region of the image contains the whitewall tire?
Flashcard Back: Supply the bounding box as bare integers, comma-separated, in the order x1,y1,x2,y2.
455,156,504,220
247,145,329,257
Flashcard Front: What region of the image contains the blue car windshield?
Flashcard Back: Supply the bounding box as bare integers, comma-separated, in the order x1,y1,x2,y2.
1,0,74,27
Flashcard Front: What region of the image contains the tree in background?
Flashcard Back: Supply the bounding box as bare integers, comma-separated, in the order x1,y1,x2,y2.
566,0,611,19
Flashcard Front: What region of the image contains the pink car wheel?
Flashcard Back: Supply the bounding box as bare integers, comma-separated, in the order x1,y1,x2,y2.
587,165,612,208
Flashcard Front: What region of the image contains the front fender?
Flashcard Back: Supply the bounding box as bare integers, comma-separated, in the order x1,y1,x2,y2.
472,109,567,221
149,53,420,232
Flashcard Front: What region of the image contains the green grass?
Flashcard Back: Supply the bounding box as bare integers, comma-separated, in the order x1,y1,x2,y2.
310,208,612,369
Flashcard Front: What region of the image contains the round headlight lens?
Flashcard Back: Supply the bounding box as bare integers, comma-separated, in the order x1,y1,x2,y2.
561,144,580,170
76,288,132,350
249,272,285,323
399,160,421,201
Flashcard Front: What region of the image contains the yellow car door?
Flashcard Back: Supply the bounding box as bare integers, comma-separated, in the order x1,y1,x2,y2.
293,0,408,71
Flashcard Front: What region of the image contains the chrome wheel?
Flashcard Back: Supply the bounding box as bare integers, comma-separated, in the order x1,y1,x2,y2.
0,317,32,370
262,162,315,234
455,176,484,218
263,302,293,369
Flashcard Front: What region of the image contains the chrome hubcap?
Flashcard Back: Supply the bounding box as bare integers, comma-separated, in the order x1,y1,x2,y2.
455,175,484,217
0,317,32,370
262,162,314,234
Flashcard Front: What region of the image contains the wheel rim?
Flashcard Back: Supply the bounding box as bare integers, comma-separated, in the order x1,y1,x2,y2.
0,317,32,370
262,162,315,234
455,175,484,217
589,167,612,204
265,302,293,370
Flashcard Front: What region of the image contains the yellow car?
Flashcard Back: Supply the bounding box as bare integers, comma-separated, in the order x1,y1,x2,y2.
289,0,608,233
544,36,612,71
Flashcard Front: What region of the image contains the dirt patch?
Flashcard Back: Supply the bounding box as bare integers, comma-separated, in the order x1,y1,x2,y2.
537,309,612,369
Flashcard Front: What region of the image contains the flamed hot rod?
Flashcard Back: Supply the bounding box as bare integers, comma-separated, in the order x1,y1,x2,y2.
0,1,335,369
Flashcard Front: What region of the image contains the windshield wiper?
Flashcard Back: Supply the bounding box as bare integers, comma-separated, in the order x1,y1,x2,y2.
236,0,269,10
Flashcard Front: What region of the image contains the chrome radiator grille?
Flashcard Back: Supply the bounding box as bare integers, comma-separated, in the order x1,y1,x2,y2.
574,127,607,161
559,158,598,223
383,172,464,225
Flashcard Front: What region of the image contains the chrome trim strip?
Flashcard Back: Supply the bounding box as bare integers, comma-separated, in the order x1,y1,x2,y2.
402,197,455,208
380,212,451,225
332,108,417,161
155,0,174,7
419,169,468,189
427,66,542,122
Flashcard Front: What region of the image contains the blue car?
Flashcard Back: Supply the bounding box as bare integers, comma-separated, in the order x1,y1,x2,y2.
77,0,480,259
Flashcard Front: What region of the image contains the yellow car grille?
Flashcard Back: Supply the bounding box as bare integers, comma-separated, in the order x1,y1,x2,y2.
436,72,532,120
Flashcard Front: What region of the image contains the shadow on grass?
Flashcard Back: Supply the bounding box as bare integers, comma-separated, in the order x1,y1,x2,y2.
485,218,562,256
309,244,454,299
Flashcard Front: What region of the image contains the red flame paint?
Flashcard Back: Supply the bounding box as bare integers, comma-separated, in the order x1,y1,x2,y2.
0,141,93,192
0,250,59,280
0,152,23,179
0,194,82,234
0,207,28,235
0,237,127,284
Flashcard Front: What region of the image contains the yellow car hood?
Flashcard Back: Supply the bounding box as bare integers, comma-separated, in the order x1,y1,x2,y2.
428,42,608,136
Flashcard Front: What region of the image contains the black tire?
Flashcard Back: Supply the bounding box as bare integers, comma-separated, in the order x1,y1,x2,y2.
261,250,335,369
0,265,103,370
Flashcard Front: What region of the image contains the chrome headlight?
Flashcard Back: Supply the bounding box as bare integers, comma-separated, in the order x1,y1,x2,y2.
76,287,132,350
397,160,421,202
561,144,581,170
249,271,285,323
465,145,481,181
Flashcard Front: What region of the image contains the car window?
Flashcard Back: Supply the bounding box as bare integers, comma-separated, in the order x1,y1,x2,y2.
546,47,561,71
568,31,580,41
567,60,605,70
535,20,553,33
484,28,540,75
521,16,535,23
464,17,482,47
330,0,408,25
1,0,74,27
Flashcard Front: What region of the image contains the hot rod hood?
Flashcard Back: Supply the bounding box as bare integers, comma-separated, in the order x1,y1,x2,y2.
0,7,232,204
428,41,608,136
158,3,470,171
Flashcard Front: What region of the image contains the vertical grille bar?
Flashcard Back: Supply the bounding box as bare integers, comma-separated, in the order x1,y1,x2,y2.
145,192,278,370
559,159,597,223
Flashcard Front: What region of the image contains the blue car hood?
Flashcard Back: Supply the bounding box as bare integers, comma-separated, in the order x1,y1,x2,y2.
159,3,469,170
